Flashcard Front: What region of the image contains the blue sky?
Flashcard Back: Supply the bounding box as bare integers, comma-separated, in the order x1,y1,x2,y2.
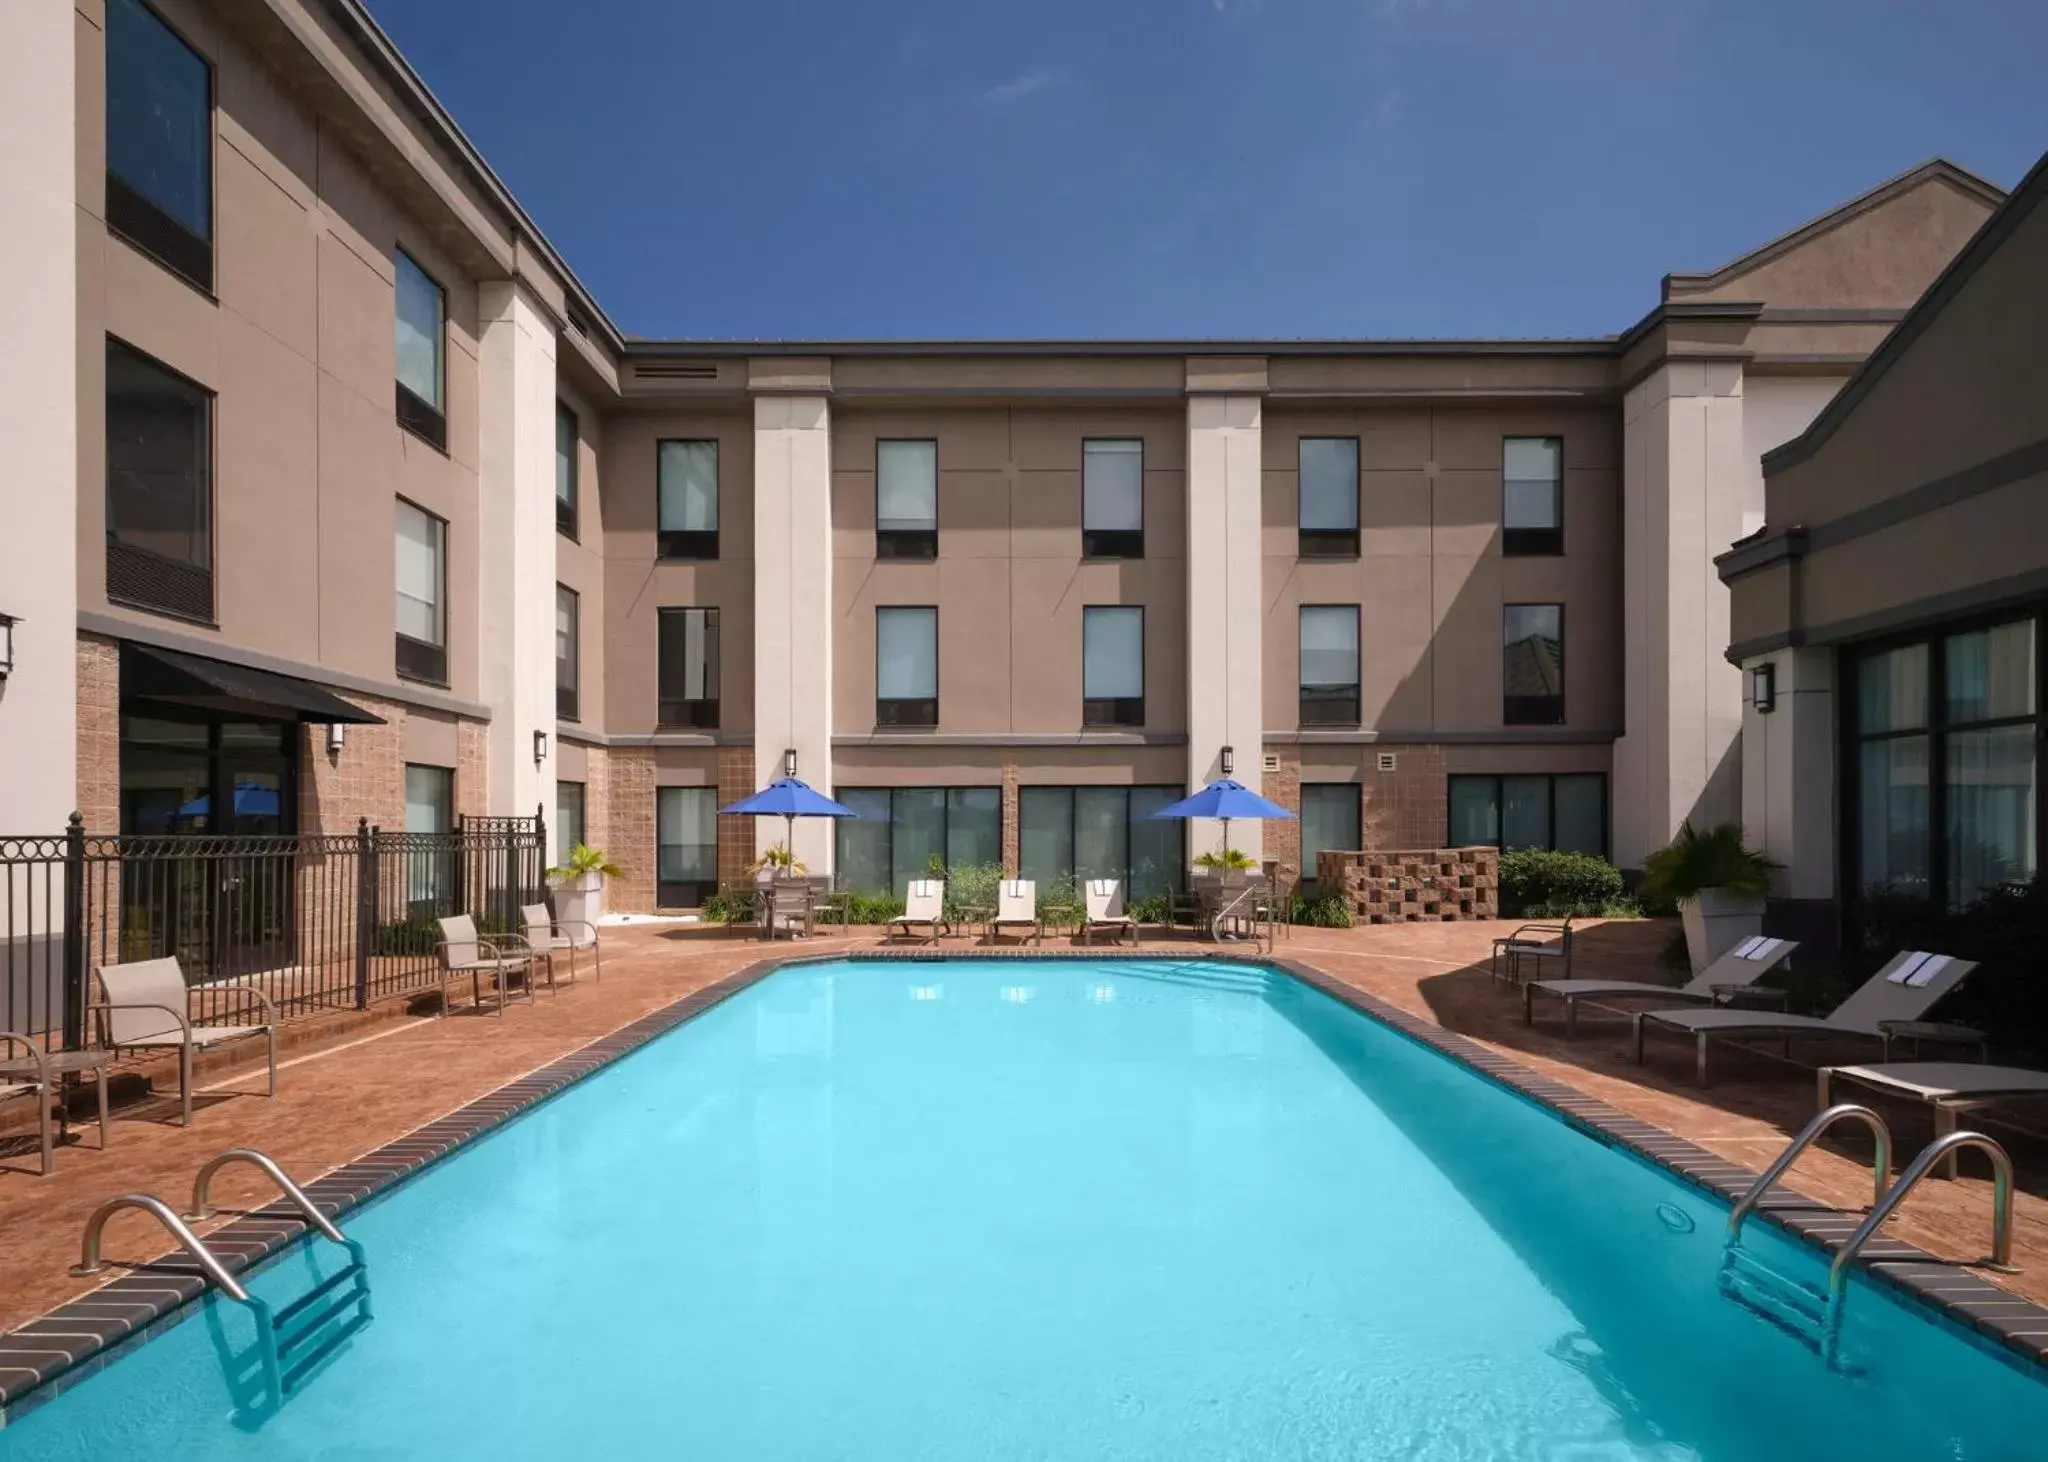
368,0,2048,341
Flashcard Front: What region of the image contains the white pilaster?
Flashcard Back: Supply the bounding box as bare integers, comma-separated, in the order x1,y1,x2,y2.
1185,393,1264,861
476,281,558,822
753,393,834,870
0,1,77,834
1740,648,1835,901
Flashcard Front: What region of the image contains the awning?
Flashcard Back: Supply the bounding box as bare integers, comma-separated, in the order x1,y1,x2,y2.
121,644,385,725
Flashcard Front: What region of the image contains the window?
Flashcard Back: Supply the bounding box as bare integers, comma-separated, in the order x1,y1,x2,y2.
1301,784,1363,886
1082,439,1144,558
1502,437,1563,555
403,764,454,905
655,788,717,908
657,608,719,728
835,788,1002,894
394,250,446,449
555,586,579,721
1299,606,1361,726
657,440,718,558
1082,607,1145,727
1018,786,1183,901
1504,604,1564,725
876,439,938,559
876,607,938,727
105,0,212,290
394,499,447,685
1448,774,1606,855
554,780,586,868
1299,437,1360,557
555,402,578,539
1850,616,2040,907
106,339,213,622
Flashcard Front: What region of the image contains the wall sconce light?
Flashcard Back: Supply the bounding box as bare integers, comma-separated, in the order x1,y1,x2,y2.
784,748,798,780
326,722,346,754
1751,663,1777,715
1220,744,1235,777
0,613,16,681
533,729,549,765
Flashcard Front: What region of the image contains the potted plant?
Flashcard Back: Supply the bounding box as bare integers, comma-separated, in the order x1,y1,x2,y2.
1194,847,1257,886
548,842,623,930
1640,822,1779,974
751,843,806,881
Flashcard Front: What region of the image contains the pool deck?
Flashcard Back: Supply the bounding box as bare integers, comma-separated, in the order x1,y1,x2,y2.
2,917,2045,1385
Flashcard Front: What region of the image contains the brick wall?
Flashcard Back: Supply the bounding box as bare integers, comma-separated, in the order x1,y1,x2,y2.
580,745,611,857
1261,744,1302,882
1360,743,1447,849
75,636,121,833
1000,762,1020,874
606,749,656,911
297,690,408,836
1318,845,1498,922
716,748,756,891
456,722,490,819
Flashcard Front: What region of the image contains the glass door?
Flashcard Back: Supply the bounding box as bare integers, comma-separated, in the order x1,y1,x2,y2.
213,761,293,976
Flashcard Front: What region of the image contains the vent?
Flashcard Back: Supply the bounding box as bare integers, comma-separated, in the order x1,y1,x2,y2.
1262,754,1281,774
632,361,720,382
565,306,591,338
1377,752,1399,773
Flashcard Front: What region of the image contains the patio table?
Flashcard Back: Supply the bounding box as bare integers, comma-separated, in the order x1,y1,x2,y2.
0,1047,114,1152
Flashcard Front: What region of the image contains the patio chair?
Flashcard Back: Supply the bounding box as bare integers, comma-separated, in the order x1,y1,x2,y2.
92,957,277,1126
1490,916,1574,986
436,914,537,1018
987,880,1042,945
1524,935,1799,1036
0,1034,53,1176
886,880,947,945
1082,878,1138,946
763,880,816,941
1633,949,1978,1087
521,903,602,989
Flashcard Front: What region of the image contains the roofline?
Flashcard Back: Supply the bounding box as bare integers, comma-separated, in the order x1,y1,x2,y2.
620,337,1621,358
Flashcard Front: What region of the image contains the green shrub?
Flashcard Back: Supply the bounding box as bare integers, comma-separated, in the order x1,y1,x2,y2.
1289,892,1354,928
1127,893,1170,924
942,862,1006,922
842,892,906,924
1497,849,1625,918
1639,821,1777,906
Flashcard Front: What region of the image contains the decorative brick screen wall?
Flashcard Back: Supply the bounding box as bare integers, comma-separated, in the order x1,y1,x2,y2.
1316,845,1498,922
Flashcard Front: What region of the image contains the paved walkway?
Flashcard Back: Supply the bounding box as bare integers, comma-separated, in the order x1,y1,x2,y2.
0,918,2040,1336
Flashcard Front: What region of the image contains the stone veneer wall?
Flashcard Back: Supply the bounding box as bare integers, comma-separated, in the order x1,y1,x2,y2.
297,689,407,835
1359,743,1448,850
578,744,612,858
75,636,121,834
606,749,656,912
715,748,756,893
1316,846,1498,922
456,721,490,820
1261,745,1302,881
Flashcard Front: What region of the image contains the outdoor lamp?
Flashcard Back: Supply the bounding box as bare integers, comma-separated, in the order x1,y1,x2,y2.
533,729,549,765
326,722,346,754
1751,663,1777,715
0,614,14,681
1220,745,1234,776
784,747,798,779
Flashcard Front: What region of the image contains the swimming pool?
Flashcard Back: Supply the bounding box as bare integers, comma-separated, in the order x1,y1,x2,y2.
3,956,2042,1458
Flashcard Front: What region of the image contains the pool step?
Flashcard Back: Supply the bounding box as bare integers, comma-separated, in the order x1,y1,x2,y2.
271,1258,375,1393
1718,1245,1832,1350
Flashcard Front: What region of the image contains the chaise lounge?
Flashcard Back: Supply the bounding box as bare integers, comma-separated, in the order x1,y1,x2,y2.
886,880,947,945
1523,935,1798,1036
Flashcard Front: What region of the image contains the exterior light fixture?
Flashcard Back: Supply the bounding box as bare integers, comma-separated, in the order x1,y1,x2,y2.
784,747,798,779
326,722,347,754
533,729,549,765
0,614,15,680
1220,744,1234,776
1751,663,1777,715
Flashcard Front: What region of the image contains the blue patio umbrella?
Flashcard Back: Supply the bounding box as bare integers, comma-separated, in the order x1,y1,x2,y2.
176,782,282,820
718,777,860,864
1150,778,1295,866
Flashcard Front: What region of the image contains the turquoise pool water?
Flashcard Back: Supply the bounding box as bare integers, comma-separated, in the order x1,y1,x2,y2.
4,958,2043,1459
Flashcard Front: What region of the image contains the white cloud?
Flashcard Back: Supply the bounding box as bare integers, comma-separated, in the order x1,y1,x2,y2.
981,67,1077,106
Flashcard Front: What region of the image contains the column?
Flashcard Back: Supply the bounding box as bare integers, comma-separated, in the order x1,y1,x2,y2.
1185,374,1264,862
476,280,558,822
1739,647,1836,906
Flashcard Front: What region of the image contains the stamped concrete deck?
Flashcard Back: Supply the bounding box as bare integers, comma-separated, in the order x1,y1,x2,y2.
1,918,2042,1344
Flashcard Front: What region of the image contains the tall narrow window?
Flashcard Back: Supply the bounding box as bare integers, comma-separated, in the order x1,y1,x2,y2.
1082,607,1145,727
394,250,445,449
876,607,938,727
106,0,212,290
555,401,579,539
394,499,447,685
554,780,586,867
655,787,717,908
657,608,720,728
1448,774,1606,855
106,339,213,622
403,764,454,905
1502,437,1563,555
831,787,1002,893
1017,785,1184,900
1503,604,1564,725
657,440,718,558
555,585,579,721
1299,606,1361,726
1299,438,1360,557
1300,784,1363,885
1082,439,1144,558
877,440,938,559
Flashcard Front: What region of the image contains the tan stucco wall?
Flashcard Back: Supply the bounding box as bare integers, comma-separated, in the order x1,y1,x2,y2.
553,376,606,734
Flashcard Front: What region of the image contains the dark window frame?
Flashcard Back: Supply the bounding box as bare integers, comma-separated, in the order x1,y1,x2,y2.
1082,604,1145,728
1502,435,1565,557
105,337,216,625
394,495,449,687
1298,603,1362,727
555,779,587,864
556,400,579,540
654,786,719,909
657,606,721,729
393,248,447,452
1503,602,1566,726
876,605,939,728
875,438,939,561
104,0,214,293
555,583,580,722
1447,773,1608,857
1015,784,1188,900
656,438,719,560
1299,782,1364,886
1298,435,1361,559
833,786,1004,893
1081,437,1145,560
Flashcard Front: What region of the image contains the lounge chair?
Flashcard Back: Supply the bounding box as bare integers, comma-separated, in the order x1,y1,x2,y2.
92,957,277,1126
987,880,1042,945
1082,879,1138,946
1524,935,1799,1036
436,914,537,1017
521,903,602,989
1491,916,1574,986
1818,1061,2042,1176
886,880,947,944
0,1034,53,1175
1633,950,1978,1087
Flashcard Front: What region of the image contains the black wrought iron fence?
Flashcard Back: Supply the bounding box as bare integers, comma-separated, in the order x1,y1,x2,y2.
0,811,546,1050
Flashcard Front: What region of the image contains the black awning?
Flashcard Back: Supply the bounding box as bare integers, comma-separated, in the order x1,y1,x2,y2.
122,644,385,725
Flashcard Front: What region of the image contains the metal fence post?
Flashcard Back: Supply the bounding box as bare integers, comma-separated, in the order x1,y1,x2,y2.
534,801,548,912
354,817,373,1010
61,812,86,1052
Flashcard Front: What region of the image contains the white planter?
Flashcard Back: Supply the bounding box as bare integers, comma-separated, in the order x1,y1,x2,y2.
552,869,606,929
1679,888,1765,974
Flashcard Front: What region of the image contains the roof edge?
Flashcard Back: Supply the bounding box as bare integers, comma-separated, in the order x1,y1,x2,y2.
620,337,1621,359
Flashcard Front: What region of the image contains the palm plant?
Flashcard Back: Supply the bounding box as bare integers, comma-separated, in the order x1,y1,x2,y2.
1639,821,1777,906
547,842,622,881
751,842,806,877
1193,847,1257,872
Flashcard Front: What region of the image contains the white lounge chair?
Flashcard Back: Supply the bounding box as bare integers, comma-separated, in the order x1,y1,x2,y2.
436,914,537,1017
522,903,602,989
92,957,277,1126
886,880,947,944
1633,950,1978,1087
1524,935,1799,1036
987,880,1041,945
1081,879,1137,946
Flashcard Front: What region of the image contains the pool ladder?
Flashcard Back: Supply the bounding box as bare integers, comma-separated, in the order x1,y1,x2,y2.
1716,1106,2014,1367
70,1148,373,1406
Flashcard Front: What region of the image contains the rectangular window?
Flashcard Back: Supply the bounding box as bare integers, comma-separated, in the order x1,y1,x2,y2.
1082,606,1145,727
1504,604,1564,725
105,338,213,622
105,0,212,290
1502,437,1563,555
554,780,586,868
1299,605,1361,726
555,401,578,539
1301,784,1363,886
1017,786,1184,901
833,787,1002,893
394,498,447,685
394,250,446,449
1082,439,1144,558
657,440,718,558
657,608,720,728
403,763,454,905
655,787,717,908
876,439,938,559
1299,437,1360,557
555,585,579,721
876,606,938,727
1447,774,1606,855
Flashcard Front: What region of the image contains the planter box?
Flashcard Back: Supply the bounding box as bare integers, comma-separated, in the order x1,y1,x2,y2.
552,869,606,930
1679,889,1765,974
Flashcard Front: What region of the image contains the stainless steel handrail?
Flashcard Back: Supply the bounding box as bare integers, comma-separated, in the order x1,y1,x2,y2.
1828,1131,2015,1297
1727,1104,1892,1242
186,1147,348,1244
69,1193,252,1300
